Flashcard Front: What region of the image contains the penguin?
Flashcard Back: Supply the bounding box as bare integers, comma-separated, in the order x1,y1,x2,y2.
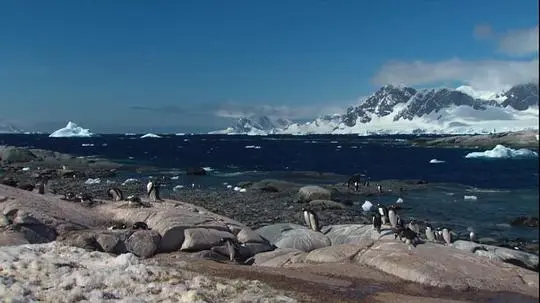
442,228,452,245
388,207,398,228
132,222,149,230
354,181,359,192
377,184,382,193
399,227,418,249
126,195,145,208
434,228,443,242
408,220,420,235
396,214,404,229
377,204,388,225
425,225,435,242
76,192,93,203
35,176,48,195
220,237,239,262
108,222,127,230
372,212,382,233
107,187,124,201
469,231,477,242
302,208,320,232
147,180,162,202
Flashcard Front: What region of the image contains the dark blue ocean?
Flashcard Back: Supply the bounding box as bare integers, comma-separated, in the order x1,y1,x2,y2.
1,134,538,243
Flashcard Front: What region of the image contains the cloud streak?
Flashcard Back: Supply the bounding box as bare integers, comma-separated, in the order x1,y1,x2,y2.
372,25,539,91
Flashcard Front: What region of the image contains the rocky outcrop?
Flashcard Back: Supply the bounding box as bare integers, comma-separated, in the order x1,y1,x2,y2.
296,185,332,203
412,130,539,149
510,216,539,228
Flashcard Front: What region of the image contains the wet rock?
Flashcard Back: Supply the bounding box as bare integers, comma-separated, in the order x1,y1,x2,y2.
510,216,539,228
126,230,161,258
186,167,207,176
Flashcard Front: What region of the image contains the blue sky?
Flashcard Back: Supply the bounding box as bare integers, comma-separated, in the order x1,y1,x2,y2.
0,0,538,133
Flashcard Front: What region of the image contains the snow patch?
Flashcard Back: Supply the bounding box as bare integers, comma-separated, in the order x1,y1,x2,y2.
455,85,507,103
84,178,101,185
49,121,94,138
465,145,539,159
140,133,161,138
429,159,446,164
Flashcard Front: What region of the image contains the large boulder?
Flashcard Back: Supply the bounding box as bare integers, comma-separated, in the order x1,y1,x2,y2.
180,228,235,251
256,223,308,245
296,185,331,203
125,230,161,258
308,199,346,210
256,223,330,252
452,240,539,271
322,224,394,246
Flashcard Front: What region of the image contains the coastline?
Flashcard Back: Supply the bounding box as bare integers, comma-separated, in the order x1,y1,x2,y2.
411,130,540,149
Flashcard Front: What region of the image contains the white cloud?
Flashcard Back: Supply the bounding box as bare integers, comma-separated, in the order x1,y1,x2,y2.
372,25,539,91
497,25,539,56
372,58,538,91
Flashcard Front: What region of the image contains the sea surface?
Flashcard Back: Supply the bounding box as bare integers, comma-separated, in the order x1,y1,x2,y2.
1,134,538,243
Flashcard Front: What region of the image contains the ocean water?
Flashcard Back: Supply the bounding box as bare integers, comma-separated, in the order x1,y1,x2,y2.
1,134,538,243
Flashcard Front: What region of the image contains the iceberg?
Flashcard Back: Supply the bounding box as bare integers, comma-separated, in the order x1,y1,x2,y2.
429,159,446,164
465,144,539,159
49,121,94,138
140,133,161,138
361,200,373,212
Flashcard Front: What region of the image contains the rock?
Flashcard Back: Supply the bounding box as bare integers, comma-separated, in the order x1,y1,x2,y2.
17,223,57,243
304,244,365,263
190,249,230,262
274,228,331,252
242,242,275,256
0,177,17,187
256,223,308,245
96,232,127,253
251,248,306,267
308,199,346,210
0,214,9,227
236,227,269,244
126,230,161,258
186,167,207,176
251,179,299,192
0,230,29,246
180,228,235,251
0,196,8,202
355,241,538,295
0,147,37,163
322,224,393,246
510,216,539,227
296,185,331,203
58,230,101,251
478,237,498,245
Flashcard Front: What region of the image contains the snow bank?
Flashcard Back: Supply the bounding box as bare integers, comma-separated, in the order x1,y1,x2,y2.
140,133,161,138
49,121,94,138
465,145,539,159
0,242,297,302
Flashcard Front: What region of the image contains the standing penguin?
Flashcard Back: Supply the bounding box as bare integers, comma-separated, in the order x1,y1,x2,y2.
377,204,388,225
377,184,382,193
467,227,477,242
302,208,320,232
147,180,162,202
35,176,49,195
388,207,398,228
408,220,420,235
425,225,435,242
442,228,452,245
434,228,443,242
221,238,239,262
372,212,382,233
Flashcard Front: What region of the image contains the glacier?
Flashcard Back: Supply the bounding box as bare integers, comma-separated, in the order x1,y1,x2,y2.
464,145,539,159
49,121,94,138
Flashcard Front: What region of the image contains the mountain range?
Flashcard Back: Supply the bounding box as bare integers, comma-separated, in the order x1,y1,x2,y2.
211,83,539,135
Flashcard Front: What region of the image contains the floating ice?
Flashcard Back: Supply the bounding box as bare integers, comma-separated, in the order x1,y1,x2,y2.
429,158,446,164
362,200,373,212
173,185,184,191
465,144,538,159
396,197,404,204
170,176,179,180
464,195,478,200
81,143,94,147
21,167,30,171
245,145,262,149
202,167,213,172
49,121,94,138
140,133,161,138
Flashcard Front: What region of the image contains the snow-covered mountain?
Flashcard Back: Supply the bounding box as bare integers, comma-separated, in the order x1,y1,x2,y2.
209,115,293,135
211,83,539,135
0,120,22,134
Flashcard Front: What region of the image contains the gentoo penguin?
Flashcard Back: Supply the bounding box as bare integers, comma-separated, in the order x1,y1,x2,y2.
35,176,49,194
372,212,382,233
434,228,443,242
377,204,388,225
220,238,239,262
302,208,320,232
76,192,93,203
147,180,162,202
132,221,149,230
442,228,452,245
126,195,146,208
388,207,398,228
398,227,418,249
107,187,124,201
467,227,477,242
377,184,382,193
108,222,127,230
396,214,404,229
425,225,435,242
408,220,420,235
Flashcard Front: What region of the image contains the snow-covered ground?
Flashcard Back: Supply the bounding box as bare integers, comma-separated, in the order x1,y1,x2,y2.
0,242,297,303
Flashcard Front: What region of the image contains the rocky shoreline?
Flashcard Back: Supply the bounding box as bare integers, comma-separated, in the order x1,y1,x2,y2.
411,130,539,149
